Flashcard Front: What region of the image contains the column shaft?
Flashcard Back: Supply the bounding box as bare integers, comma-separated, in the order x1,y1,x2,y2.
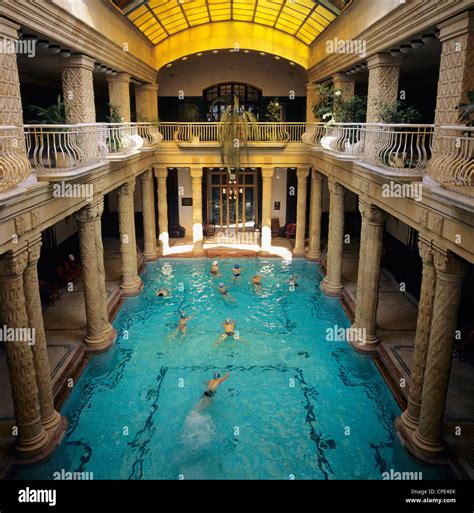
260,168,274,253
306,83,319,123
366,54,401,123
0,247,49,456
155,168,169,254
293,168,310,256
135,83,159,122
108,72,131,122
333,72,356,101
353,200,368,328
307,170,323,261
117,179,143,295
62,54,96,124
140,170,158,260
413,250,467,457
190,168,205,255
321,179,345,295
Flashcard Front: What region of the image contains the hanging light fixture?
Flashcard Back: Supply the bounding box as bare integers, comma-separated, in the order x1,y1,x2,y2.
410,39,424,49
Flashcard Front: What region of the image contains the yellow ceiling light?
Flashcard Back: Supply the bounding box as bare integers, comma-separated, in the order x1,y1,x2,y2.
113,0,351,46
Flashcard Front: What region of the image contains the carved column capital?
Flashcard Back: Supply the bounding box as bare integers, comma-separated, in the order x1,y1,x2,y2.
190,168,203,180
328,178,346,196
311,169,324,182
261,168,274,180
139,169,153,183
359,200,386,225
154,168,168,180
117,179,136,197
0,246,28,277
74,198,104,224
432,247,469,278
417,237,434,265
296,168,310,180
26,235,43,266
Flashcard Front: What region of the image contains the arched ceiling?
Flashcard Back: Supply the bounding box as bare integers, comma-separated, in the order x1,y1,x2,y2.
110,0,351,46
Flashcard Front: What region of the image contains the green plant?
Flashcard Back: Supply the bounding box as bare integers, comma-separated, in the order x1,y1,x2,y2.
265,98,281,122
375,100,422,124
456,90,474,126
29,95,69,124
107,103,123,123
213,94,257,172
182,103,201,122
333,95,367,123
312,83,334,122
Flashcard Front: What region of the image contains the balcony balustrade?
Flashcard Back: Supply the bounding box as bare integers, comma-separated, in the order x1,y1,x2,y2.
0,125,31,193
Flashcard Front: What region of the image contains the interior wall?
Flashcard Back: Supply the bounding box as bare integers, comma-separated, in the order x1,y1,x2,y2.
271,169,288,226
177,168,193,236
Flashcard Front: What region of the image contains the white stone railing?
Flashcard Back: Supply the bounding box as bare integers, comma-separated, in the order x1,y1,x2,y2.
427,125,473,198
105,123,144,156
320,123,366,157
24,123,108,172
362,123,434,173
136,122,163,148
0,125,31,193
301,123,326,146
159,122,306,143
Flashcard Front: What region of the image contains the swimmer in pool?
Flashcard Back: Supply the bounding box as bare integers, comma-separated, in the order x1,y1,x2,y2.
195,371,231,411
252,274,262,289
172,311,196,338
155,287,171,297
210,260,220,276
213,318,249,347
217,282,236,302
232,264,241,281
289,274,298,288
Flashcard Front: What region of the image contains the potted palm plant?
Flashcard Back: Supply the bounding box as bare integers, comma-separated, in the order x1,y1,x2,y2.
213,95,257,175
182,103,201,142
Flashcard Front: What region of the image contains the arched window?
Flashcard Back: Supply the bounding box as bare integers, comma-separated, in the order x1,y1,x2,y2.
204,83,262,121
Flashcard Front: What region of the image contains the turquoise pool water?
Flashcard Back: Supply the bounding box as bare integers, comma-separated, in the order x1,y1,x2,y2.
12,258,447,480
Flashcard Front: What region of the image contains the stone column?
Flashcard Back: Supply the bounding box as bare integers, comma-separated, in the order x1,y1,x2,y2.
0,17,30,191
321,178,345,296
154,168,169,255
140,170,158,260
23,236,62,432
260,168,274,254
293,168,310,257
399,237,436,432
108,72,131,122
413,249,468,458
62,54,96,124
0,246,49,457
117,179,143,296
135,83,159,122
306,170,323,261
74,202,108,349
306,83,319,123
434,11,474,126
351,201,386,352
333,72,355,101
93,198,115,348
352,199,368,329
190,168,205,255
366,53,401,123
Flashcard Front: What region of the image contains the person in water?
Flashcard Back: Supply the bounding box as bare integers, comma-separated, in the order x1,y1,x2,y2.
210,260,220,275
172,311,196,338
217,282,235,302
252,274,262,289
232,264,241,281
213,318,249,347
155,287,171,297
289,274,298,288
195,371,231,411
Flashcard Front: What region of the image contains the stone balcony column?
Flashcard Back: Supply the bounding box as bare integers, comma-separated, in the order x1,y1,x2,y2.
74,202,109,349
351,201,386,352
293,168,310,256
0,17,30,190
434,10,474,126
190,167,205,255
366,53,401,123
108,72,131,122
333,72,355,101
62,54,96,124
117,179,143,296
135,83,159,122
93,198,115,349
306,170,324,261
260,168,274,255
23,236,62,433
0,246,49,458
306,83,319,123
139,170,158,260
413,249,468,459
399,238,437,434
154,168,169,255
321,178,345,296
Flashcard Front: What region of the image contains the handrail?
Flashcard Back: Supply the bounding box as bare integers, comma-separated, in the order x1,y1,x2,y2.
0,125,31,193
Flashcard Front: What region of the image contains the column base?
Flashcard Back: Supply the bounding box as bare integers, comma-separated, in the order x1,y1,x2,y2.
258,249,272,257
306,252,321,262
120,277,143,297
14,415,67,464
192,246,206,257
86,327,117,353
412,429,448,461
143,251,160,262
293,247,306,257
42,409,62,432
320,279,343,296
15,427,50,460
400,408,419,433
349,336,379,354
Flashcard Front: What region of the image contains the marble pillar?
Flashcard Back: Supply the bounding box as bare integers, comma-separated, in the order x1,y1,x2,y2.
108,72,131,122
62,54,96,124
306,83,319,123
293,168,310,257
135,83,159,122
333,72,356,101
190,168,205,255
140,170,158,260
306,170,323,261
260,168,274,254
154,168,169,255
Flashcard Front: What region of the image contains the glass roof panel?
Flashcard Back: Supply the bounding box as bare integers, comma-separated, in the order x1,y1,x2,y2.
113,0,352,46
